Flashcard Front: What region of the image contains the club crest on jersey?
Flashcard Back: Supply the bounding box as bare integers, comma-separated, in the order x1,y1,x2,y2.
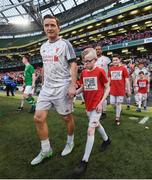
54,55,59,62
111,71,122,80
83,77,98,90
55,48,59,52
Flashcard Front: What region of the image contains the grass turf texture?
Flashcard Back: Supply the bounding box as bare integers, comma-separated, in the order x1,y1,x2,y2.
0,92,152,179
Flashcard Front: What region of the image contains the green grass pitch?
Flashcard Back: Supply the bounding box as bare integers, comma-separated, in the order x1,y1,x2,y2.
0,92,152,179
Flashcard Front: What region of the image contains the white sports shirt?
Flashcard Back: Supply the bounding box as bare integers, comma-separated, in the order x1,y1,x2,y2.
40,38,76,91
95,55,111,76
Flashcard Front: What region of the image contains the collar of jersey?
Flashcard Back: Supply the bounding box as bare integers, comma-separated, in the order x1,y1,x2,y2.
48,37,61,43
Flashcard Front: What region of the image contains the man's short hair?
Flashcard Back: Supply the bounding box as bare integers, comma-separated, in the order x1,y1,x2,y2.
43,14,60,27
81,48,97,60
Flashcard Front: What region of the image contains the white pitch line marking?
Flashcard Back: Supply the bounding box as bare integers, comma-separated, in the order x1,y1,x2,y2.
129,117,139,120
138,116,149,124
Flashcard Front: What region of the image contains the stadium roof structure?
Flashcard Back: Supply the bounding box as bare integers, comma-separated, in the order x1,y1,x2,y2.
0,0,118,36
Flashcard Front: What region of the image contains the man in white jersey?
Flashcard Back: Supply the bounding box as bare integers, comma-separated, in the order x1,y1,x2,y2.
31,15,77,165
95,45,111,119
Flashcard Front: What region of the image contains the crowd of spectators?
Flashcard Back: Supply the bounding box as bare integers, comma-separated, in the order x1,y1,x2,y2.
100,30,152,46
0,29,152,69
75,29,152,51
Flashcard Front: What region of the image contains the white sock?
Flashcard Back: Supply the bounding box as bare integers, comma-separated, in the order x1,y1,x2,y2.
127,97,131,106
138,100,142,108
138,94,142,108
21,98,25,107
143,100,147,107
116,103,122,118
97,123,108,141
82,135,94,162
135,94,139,104
67,134,74,144
41,138,52,153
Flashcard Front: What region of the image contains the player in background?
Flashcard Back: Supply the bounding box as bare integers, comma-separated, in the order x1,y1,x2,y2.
30,15,77,165
108,54,131,126
95,45,111,119
74,48,110,175
17,55,36,113
134,71,149,112
132,59,150,106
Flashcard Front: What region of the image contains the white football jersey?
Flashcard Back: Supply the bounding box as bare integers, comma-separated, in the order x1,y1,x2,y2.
40,38,76,91
95,55,111,76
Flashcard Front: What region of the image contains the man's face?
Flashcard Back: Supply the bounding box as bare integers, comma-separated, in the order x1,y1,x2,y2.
95,46,102,57
138,63,144,69
43,18,60,40
112,57,120,66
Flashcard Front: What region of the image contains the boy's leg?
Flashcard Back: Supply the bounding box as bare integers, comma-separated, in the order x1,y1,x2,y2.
110,95,117,122
116,103,122,118
82,110,101,161
126,94,131,109
134,93,139,106
136,93,142,112
143,93,147,110
97,123,108,141
100,99,107,119
115,96,124,125
82,127,95,162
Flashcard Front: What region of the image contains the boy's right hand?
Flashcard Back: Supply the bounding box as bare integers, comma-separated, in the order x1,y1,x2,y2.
96,102,102,113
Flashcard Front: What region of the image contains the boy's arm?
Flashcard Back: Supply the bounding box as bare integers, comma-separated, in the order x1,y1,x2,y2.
76,85,84,95
99,82,110,104
125,78,131,96
96,81,110,112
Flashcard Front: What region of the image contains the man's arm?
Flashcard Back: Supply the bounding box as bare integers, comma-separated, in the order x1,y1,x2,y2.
68,61,78,98
41,67,44,85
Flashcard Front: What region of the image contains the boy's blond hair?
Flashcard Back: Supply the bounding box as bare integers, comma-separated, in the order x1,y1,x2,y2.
81,48,97,60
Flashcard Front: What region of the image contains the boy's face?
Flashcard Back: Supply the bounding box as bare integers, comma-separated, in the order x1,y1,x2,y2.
83,54,96,70
139,73,144,79
112,57,120,66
